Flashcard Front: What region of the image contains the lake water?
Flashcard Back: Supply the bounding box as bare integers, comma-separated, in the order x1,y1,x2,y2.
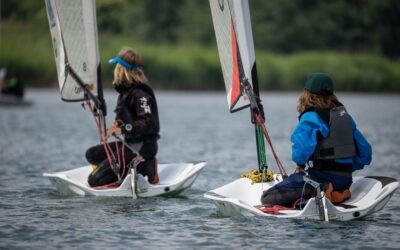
0,89,399,249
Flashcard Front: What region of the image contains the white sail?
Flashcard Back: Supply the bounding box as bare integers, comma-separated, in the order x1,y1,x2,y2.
209,0,257,113
45,0,100,101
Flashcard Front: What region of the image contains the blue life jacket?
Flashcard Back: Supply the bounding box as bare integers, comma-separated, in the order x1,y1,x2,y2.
291,104,372,172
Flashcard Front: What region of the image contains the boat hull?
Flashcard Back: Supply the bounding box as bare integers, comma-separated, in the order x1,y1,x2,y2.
204,175,398,221
0,94,32,106
44,162,206,198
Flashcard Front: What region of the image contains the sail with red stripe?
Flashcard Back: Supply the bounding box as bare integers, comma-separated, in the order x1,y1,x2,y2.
209,0,258,113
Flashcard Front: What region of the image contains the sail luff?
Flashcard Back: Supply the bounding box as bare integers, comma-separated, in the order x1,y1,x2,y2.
230,0,256,87
82,0,100,99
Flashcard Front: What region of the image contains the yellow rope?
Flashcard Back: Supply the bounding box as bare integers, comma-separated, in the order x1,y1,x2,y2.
240,169,275,184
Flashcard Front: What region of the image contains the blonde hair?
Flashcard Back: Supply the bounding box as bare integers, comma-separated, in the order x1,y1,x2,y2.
112,47,148,87
297,91,339,114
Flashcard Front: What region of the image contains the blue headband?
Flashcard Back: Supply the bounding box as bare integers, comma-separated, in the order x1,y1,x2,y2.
108,56,142,70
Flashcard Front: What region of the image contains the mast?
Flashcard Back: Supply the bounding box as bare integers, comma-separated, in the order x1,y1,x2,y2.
91,2,107,136
96,63,107,137
249,65,268,171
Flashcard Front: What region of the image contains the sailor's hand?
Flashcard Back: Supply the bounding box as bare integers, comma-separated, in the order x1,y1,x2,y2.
107,125,121,138
294,165,304,173
110,120,120,128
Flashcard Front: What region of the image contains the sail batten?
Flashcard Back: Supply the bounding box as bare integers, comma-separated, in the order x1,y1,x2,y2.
45,0,100,102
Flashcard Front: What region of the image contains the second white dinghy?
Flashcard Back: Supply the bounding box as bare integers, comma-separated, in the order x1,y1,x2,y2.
206,0,398,222
44,162,206,198
205,175,398,221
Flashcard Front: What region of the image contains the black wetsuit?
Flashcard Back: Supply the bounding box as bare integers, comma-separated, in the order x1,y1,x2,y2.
86,83,160,187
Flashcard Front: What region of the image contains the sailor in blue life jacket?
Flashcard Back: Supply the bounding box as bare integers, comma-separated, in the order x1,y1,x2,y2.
85,47,160,187
261,73,372,207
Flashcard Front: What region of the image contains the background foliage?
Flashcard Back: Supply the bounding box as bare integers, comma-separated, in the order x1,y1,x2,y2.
1,0,399,91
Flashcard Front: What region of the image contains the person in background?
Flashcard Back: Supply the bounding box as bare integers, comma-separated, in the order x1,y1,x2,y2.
86,47,160,187
0,68,6,90
0,68,24,98
261,73,372,207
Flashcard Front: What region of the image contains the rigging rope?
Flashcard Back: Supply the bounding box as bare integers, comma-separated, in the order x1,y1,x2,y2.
241,79,287,178
254,112,288,178
84,98,141,186
84,97,122,181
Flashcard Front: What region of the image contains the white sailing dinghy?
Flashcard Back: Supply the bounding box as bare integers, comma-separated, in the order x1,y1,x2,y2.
0,94,32,106
44,162,206,197
205,0,398,221
43,0,205,198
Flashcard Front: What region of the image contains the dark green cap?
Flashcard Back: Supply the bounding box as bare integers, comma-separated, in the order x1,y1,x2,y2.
304,73,334,96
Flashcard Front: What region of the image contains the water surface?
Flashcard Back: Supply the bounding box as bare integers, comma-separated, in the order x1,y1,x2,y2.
0,90,399,249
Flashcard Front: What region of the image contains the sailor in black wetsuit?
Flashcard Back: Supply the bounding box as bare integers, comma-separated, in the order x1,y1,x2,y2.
261,73,372,207
86,47,160,187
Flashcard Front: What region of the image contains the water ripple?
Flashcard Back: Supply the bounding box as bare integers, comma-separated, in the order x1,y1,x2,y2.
0,90,399,249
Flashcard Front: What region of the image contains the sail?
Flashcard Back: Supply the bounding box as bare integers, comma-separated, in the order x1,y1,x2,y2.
209,0,258,113
45,0,100,102
210,0,267,170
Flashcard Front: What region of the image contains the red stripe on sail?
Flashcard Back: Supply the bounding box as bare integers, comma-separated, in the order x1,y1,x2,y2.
230,19,240,110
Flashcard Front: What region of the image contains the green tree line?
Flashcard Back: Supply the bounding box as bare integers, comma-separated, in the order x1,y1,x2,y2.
1,0,400,91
